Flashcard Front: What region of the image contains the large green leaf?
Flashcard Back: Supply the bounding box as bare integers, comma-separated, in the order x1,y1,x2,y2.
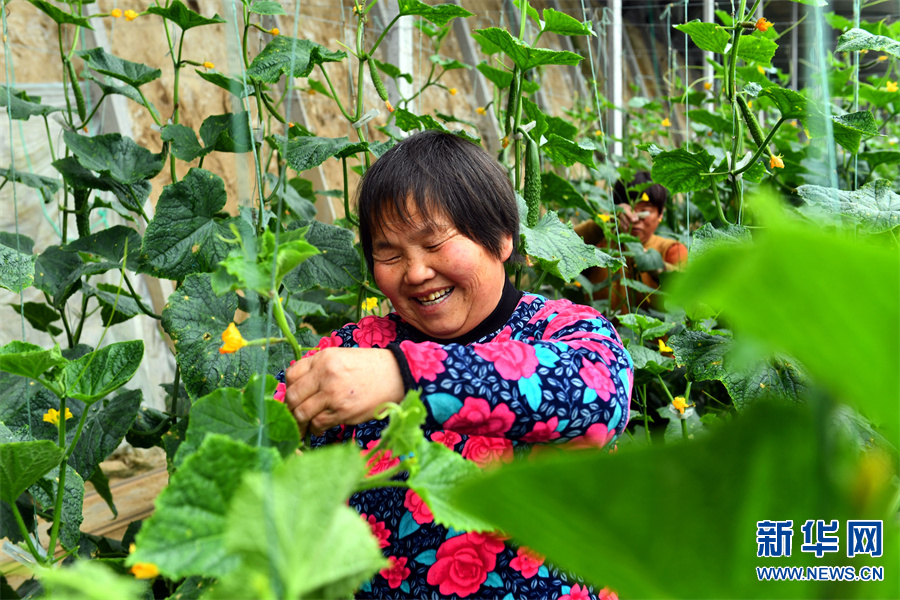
211,227,319,295
687,110,732,134
541,172,594,214
0,165,60,201
668,330,807,409
836,28,900,60
398,0,473,26
0,242,37,293
26,0,93,28
285,136,368,173
63,225,142,268
130,434,281,579
0,437,64,504
736,35,777,65
195,70,255,98
476,62,513,88
689,223,751,263
215,444,386,600
82,71,151,110
450,403,897,599
139,168,250,280
0,341,66,382
758,88,814,120
34,245,84,309
36,560,144,600
53,156,152,215
146,0,226,30
9,301,63,336
160,124,210,162
283,220,362,291
161,273,267,399
806,111,880,154
651,147,717,194
796,180,900,233
0,84,62,120
199,112,255,154
541,134,596,168
61,341,144,405
246,37,346,84
63,131,165,184
30,464,85,549
249,0,287,15
521,212,607,282
617,313,676,341
85,283,141,326
473,28,583,71
75,47,161,88
174,374,299,466
67,389,142,480
859,150,900,170
670,205,900,441
541,8,594,37
626,343,675,376
0,232,34,255
674,21,730,54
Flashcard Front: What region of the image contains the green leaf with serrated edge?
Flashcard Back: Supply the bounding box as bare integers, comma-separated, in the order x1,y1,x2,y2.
0,165,60,201
625,243,665,272
30,464,84,549
130,434,281,579
0,437,64,503
541,8,594,36
651,147,717,194
545,116,578,141
215,444,386,600
195,69,254,98
736,35,777,65
393,107,423,132
836,28,900,59
521,97,548,140
9,302,62,336
52,157,152,215
0,244,36,293
88,467,117,518
82,71,150,109
858,83,898,108
670,207,899,439
476,62,512,88
521,212,605,282
247,36,346,84
374,59,412,83
266,174,317,220
127,404,173,449
758,88,812,119
199,112,255,153
408,440,492,531
0,341,66,382
686,109,732,133
61,341,143,404
796,180,900,233
160,124,210,162
417,114,482,144
212,227,319,296
285,135,367,172
67,389,141,481
63,131,164,184
162,274,267,400
0,84,62,120
146,0,226,30
36,559,143,600
806,111,879,154
75,47,159,88
283,220,363,291
689,223,751,263
139,168,250,280
617,313,676,341
742,160,768,183
398,0,472,26
369,138,397,159
0,232,33,255
26,0,93,28
626,343,674,375
674,21,730,54
250,0,286,15
430,54,469,71
860,150,900,170
541,172,593,214
62,225,141,267
542,134,595,168
513,0,541,25
473,28,583,71
376,390,427,459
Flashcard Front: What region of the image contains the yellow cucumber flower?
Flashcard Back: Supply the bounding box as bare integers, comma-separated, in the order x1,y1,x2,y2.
597,213,611,223
755,17,772,32
202,61,214,69
43,407,74,426
363,297,379,312
671,396,692,415
658,339,674,354
124,10,139,21
886,81,898,93
703,81,712,91
449,88,458,95
130,563,160,579
111,9,122,18
476,106,486,115
769,153,785,169
220,323,247,354
270,27,280,36
661,117,671,127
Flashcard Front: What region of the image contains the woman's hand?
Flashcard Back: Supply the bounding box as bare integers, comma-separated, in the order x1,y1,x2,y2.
284,347,404,437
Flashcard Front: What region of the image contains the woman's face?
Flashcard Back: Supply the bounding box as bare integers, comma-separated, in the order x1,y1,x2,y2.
371,203,512,339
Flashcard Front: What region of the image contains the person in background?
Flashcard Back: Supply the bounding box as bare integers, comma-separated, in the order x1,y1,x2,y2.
575,172,687,313
281,131,632,599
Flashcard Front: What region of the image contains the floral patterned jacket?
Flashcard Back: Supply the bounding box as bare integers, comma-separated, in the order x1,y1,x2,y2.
280,282,632,599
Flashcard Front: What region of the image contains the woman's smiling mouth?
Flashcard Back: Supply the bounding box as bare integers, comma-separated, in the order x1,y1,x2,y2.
414,287,454,306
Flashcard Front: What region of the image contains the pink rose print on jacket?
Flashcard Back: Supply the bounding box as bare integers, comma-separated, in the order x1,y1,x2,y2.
430,430,462,449
560,583,593,600
509,546,545,578
543,306,609,339
305,333,343,357
461,435,514,468
562,337,618,364
598,587,620,600
579,357,616,402
360,513,391,549
379,556,411,589
273,382,286,403
352,315,397,347
361,440,400,477
520,417,561,443
404,489,434,525
443,397,515,436
568,423,616,450
473,340,538,380
400,340,447,381
426,532,505,597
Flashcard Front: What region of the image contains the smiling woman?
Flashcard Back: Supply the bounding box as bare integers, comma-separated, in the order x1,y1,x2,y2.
282,131,634,599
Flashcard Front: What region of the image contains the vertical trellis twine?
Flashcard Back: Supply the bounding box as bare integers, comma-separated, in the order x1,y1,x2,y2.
810,2,839,192
852,0,861,191
683,0,691,243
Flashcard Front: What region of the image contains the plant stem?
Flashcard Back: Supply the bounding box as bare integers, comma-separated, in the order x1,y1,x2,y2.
64,406,91,461
656,373,676,403
10,501,43,563
123,273,162,320
46,396,69,560
171,364,181,415
272,294,303,361
681,417,689,439
725,0,748,103
319,65,354,122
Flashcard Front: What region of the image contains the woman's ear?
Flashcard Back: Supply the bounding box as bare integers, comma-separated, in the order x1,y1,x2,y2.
500,234,514,262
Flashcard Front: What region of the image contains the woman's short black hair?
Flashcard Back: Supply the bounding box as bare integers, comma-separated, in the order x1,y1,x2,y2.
356,130,520,273
613,171,669,214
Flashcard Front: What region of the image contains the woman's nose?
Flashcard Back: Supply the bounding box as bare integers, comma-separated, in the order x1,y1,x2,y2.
404,255,435,285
